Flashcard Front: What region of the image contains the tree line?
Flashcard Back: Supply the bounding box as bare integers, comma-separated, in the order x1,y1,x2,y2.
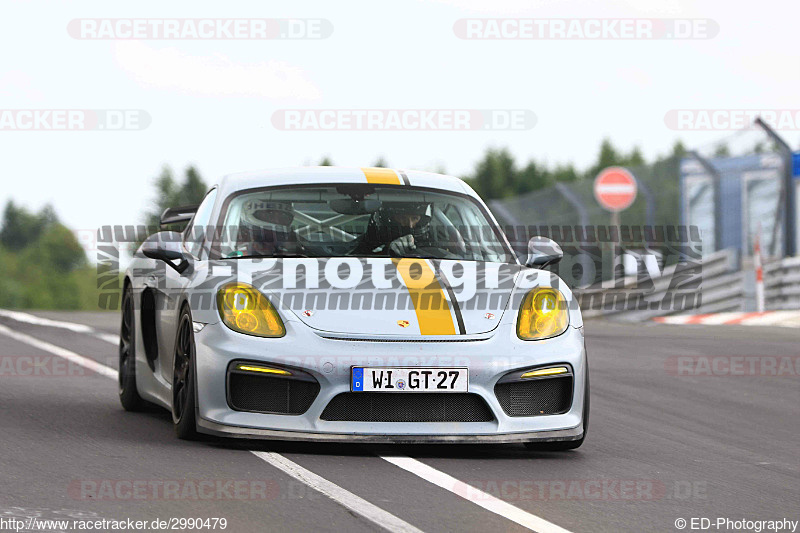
0,138,688,309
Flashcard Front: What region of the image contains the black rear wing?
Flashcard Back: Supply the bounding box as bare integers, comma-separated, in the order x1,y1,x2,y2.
159,205,198,228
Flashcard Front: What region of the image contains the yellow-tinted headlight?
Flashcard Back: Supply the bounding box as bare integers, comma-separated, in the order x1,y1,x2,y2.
217,282,285,338
516,288,569,340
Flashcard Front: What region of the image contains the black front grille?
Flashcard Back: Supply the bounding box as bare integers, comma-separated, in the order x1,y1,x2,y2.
228,373,319,415
320,393,494,422
494,376,573,417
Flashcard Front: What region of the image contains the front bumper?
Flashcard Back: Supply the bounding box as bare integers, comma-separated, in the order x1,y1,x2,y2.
197,417,584,443
194,318,587,442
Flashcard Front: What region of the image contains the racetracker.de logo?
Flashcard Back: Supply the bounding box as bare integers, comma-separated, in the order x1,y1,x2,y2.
0,110,151,131
68,480,280,501
664,109,800,130
67,18,333,40
453,18,719,40
452,479,686,501
665,356,800,377
0,356,96,377
271,109,536,131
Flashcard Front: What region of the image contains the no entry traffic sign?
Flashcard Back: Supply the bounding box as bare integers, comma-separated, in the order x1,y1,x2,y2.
594,167,637,212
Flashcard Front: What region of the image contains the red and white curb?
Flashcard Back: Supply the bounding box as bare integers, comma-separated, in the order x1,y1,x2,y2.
654,311,800,327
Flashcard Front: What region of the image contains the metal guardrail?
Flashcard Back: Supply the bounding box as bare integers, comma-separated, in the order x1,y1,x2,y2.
764,256,800,310
580,249,746,321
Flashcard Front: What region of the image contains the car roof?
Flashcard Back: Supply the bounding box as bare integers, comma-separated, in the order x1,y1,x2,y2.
214,167,475,199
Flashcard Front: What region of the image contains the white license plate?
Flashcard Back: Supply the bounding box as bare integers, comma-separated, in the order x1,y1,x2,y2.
351,367,468,392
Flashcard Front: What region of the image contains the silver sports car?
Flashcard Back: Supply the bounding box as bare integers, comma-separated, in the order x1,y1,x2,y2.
120,167,588,450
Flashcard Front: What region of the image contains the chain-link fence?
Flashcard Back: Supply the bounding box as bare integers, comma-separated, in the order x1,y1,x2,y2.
492,124,791,260
489,121,798,316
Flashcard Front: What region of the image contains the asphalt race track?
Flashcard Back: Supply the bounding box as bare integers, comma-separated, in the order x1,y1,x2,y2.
0,311,797,533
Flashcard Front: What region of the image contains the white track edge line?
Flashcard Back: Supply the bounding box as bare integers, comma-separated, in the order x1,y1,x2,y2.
0,323,427,533
251,451,425,533
380,455,574,533
0,309,118,345
0,323,117,379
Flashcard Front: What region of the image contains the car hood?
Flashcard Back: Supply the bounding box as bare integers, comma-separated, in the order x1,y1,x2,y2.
225,258,524,337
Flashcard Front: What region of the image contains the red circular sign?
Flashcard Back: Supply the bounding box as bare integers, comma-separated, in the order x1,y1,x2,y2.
594,167,637,212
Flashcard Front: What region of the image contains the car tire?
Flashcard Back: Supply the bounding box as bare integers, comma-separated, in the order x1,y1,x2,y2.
119,285,147,411
172,304,200,440
525,371,589,452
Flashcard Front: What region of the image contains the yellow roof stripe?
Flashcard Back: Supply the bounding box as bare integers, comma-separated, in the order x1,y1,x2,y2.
393,258,457,335
362,167,402,185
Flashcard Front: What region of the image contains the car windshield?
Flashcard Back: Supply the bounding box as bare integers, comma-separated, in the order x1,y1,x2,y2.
211,184,515,263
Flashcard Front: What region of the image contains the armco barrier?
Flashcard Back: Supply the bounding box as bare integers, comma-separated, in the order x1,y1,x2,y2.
764,256,800,310
580,249,744,321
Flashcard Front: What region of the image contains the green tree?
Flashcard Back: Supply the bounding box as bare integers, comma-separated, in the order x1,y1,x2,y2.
671,140,687,158
515,161,552,193
551,163,580,183
585,138,622,179
318,156,334,166
627,146,645,167
0,200,54,251
466,148,517,199
0,201,97,310
144,165,208,230
37,224,87,272
372,156,389,168
180,166,206,205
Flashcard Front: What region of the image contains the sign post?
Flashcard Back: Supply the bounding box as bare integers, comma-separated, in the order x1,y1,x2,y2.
754,223,765,313
594,167,638,283
594,166,638,216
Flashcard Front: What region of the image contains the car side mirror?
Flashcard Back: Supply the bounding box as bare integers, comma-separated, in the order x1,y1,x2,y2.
526,236,563,268
141,231,192,274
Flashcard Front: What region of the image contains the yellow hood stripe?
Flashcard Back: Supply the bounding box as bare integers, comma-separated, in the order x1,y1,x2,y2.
393,258,457,335
362,167,402,185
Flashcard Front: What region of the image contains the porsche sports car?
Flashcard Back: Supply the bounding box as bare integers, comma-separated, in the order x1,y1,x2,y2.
120,167,588,450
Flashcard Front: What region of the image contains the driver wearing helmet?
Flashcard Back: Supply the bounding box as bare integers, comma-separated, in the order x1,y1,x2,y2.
236,200,297,257
356,202,432,256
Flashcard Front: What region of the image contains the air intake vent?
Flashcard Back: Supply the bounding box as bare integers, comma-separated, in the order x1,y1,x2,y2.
228,372,319,415
320,393,494,422
494,376,572,417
